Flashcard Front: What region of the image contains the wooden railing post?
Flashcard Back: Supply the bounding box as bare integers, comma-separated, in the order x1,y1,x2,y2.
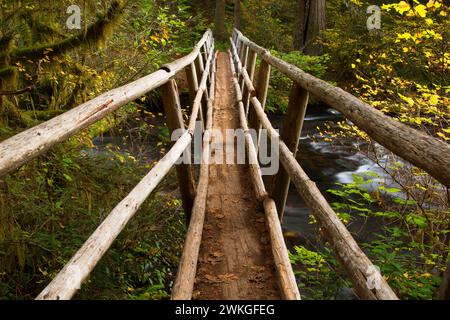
270,83,309,221
161,80,196,223
185,62,204,126
195,52,209,127
239,45,249,89
248,59,271,148
243,50,257,113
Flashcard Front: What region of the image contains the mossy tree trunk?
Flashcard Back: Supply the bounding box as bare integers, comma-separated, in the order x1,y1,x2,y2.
214,0,226,41
293,0,326,55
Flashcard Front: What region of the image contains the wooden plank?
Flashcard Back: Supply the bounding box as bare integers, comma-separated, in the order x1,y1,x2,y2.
234,28,450,188
249,95,398,300
270,83,309,221
37,132,193,300
161,80,197,223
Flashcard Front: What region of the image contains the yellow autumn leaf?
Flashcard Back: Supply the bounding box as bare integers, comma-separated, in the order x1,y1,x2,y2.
398,93,415,107
437,132,450,141
396,1,411,14
414,4,427,17
429,95,439,105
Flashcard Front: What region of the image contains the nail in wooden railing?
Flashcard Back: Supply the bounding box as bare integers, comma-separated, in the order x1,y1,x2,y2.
228,50,301,300
0,29,213,178
270,83,309,221
171,51,217,300
37,131,193,300
161,80,197,223
249,95,398,300
233,28,450,188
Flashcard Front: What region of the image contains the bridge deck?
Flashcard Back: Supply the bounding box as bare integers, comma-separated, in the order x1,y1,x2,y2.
193,53,281,300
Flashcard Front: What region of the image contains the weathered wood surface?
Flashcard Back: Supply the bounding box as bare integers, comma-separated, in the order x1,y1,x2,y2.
172,52,217,300
263,198,301,300
248,59,270,148
230,51,300,300
270,84,309,221
185,62,199,107
188,49,215,132
249,96,398,300
0,30,213,178
193,52,281,300
37,132,192,300
161,80,197,223
244,50,257,113
171,125,212,300
233,28,450,188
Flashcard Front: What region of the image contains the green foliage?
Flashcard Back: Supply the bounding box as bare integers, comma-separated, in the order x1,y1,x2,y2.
0,122,185,299
323,0,449,140
241,0,295,51
323,172,450,299
289,245,350,299
266,51,330,113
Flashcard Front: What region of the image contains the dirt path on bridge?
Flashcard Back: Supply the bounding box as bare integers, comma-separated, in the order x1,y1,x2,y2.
193,52,281,300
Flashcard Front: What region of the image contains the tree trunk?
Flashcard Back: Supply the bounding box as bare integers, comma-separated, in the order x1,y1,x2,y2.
438,259,450,300
234,0,241,29
293,0,306,51
293,0,326,55
214,0,226,41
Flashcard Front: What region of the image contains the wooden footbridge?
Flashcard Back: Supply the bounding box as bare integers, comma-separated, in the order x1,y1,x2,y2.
1,29,450,300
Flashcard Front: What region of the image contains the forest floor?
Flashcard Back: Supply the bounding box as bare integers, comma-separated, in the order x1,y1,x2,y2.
193,52,281,300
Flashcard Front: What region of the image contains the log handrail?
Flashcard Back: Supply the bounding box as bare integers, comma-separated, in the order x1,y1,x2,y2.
232,28,450,189
28,30,215,300
230,32,399,300
0,29,213,178
171,51,217,300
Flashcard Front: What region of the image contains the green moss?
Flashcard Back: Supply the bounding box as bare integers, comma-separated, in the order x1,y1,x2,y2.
1,0,126,64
